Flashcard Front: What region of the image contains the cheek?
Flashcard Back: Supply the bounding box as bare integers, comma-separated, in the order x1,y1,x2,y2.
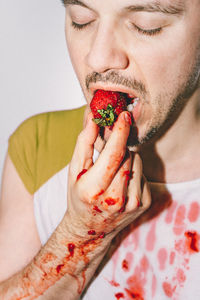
66,40,82,75
65,25,87,78
130,35,194,99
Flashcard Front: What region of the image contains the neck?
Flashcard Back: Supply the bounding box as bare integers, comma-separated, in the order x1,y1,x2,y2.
140,88,200,183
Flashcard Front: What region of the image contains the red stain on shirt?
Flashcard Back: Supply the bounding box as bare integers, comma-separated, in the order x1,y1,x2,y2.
188,202,200,223
115,292,125,299
123,226,140,249
105,198,117,205
123,252,134,272
125,288,144,300
173,205,186,235
122,259,129,271
109,280,120,287
126,256,149,300
176,268,186,284
169,251,176,265
162,281,176,297
185,231,199,252
110,249,120,286
146,219,157,251
76,169,87,181
157,248,168,270
165,201,177,224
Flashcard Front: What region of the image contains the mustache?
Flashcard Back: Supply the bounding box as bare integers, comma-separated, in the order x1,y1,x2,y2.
85,71,147,96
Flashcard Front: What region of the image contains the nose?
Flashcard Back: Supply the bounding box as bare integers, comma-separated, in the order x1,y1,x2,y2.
86,22,129,73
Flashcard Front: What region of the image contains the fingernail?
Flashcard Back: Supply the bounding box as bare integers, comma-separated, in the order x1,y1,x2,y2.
124,112,132,125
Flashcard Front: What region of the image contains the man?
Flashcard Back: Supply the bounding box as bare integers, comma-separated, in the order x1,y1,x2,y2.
0,0,200,298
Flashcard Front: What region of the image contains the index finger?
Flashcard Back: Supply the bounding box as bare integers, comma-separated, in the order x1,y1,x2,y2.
84,111,132,191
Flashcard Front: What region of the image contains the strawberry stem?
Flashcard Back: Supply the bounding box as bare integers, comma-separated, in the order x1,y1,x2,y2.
93,104,116,127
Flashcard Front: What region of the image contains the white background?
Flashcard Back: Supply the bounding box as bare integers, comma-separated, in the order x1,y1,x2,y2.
0,0,85,182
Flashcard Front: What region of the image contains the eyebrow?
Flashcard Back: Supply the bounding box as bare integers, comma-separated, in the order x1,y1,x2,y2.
62,0,88,8
125,1,185,15
62,0,185,15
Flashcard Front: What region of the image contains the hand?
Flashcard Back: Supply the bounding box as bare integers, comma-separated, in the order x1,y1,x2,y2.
66,111,151,240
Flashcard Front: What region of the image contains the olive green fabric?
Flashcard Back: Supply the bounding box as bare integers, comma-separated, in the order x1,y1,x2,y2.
8,106,86,194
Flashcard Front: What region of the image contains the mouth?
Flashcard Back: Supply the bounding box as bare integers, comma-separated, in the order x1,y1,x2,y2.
92,88,140,110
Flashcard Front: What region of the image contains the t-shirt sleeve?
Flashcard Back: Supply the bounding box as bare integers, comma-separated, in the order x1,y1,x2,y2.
8,116,38,194
7,107,85,195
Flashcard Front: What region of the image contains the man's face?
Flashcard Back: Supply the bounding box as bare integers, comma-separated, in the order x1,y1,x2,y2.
64,0,200,146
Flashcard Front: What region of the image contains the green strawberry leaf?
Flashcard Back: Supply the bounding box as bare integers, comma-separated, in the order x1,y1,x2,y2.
95,104,116,127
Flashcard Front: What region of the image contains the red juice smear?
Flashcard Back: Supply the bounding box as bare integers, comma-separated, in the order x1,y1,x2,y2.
145,219,157,251
109,280,120,287
125,112,132,125
169,251,176,265
125,288,144,300
105,198,117,205
119,196,126,213
99,232,105,239
88,230,96,235
124,170,132,186
122,259,129,271
136,196,141,207
93,189,105,200
176,268,186,283
185,231,199,252
119,206,125,213
93,205,102,213
188,202,200,223
115,292,125,299
151,274,157,298
157,248,167,270
162,282,176,297
56,264,64,273
77,169,87,181
68,243,75,256
165,201,177,224
173,205,186,235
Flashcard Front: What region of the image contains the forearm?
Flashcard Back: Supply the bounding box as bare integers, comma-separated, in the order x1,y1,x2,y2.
0,214,113,299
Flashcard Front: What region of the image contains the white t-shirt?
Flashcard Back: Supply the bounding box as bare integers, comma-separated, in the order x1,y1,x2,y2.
34,150,200,300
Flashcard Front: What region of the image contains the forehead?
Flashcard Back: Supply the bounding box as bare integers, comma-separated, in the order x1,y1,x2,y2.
64,0,187,12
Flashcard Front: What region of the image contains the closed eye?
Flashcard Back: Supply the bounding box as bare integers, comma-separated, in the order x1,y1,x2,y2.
71,21,93,30
133,24,162,36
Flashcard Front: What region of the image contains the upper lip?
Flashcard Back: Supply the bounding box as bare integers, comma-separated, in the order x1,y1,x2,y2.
89,84,139,99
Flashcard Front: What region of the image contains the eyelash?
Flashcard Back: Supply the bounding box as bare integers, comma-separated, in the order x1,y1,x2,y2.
71,21,92,30
71,21,162,36
133,24,162,36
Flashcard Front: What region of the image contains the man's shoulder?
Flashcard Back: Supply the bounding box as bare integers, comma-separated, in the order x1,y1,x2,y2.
17,106,86,131
8,106,86,194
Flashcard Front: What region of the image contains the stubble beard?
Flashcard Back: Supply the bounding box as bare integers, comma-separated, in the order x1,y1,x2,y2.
127,55,200,147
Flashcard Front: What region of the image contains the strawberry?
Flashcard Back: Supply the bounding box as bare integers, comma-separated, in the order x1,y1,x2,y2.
90,90,127,127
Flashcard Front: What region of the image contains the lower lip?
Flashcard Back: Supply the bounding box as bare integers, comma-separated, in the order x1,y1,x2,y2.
129,101,141,123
